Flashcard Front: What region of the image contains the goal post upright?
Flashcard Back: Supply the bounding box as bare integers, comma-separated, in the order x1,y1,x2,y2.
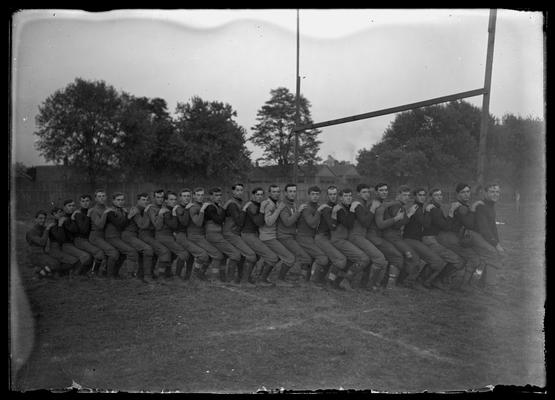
477,9,497,189
293,9,300,185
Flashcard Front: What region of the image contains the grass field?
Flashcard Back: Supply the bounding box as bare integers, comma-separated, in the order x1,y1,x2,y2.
9,203,545,393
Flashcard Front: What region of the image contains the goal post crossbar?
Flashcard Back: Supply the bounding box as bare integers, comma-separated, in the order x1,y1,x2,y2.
293,87,487,132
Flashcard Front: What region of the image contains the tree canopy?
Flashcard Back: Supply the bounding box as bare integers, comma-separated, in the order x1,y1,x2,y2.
117,95,175,178
250,87,322,169
34,78,252,186
174,96,252,180
35,78,123,186
356,100,543,198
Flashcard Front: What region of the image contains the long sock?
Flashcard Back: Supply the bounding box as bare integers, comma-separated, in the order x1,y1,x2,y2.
90,259,102,274
237,256,246,282
223,259,238,282
360,265,371,288
166,256,176,277
207,259,220,281
242,261,255,283
184,256,194,280
301,263,312,281
158,261,171,278
143,254,153,278
438,263,456,283
310,262,322,282
386,264,399,288
226,259,239,282
137,254,144,278
106,257,117,277
176,258,185,278
260,262,274,282
278,263,292,280
316,263,331,283
193,262,209,281
367,265,382,288
152,255,158,276
73,261,84,275
424,265,446,287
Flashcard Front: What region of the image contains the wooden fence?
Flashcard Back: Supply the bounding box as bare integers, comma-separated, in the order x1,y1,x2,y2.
14,179,341,218
14,176,523,221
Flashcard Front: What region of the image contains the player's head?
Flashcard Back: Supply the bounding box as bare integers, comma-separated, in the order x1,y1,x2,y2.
308,186,321,203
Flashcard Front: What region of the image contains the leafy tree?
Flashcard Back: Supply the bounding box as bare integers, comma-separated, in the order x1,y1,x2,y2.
117,95,175,178
34,78,123,186
173,96,252,180
356,101,494,188
487,114,544,200
250,87,322,170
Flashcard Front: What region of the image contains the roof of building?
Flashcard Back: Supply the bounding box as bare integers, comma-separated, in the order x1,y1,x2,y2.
328,164,359,177
248,163,360,180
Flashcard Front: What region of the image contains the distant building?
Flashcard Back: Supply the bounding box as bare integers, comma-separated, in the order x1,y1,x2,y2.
246,162,361,187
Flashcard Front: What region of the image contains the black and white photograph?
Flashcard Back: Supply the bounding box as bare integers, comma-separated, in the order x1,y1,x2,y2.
9,8,546,393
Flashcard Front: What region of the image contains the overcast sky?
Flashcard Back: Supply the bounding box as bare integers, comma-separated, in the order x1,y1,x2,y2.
11,9,544,167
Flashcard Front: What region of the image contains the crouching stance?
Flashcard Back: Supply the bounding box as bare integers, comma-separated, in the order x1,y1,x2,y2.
403,188,447,289
296,186,329,285
375,186,423,288
88,190,120,278
122,193,155,283
186,188,225,282
241,187,280,287
349,184,388,291
45,208,82,275
223,183,258,285
154,191,190,281
26,210,67,276
330,189,371,291
104,193,140,279
204,187,242,284
314,186,348,287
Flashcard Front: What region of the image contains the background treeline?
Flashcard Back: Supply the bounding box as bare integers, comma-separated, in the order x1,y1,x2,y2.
356,101,544,201
32,78,253,187
22,78,544,204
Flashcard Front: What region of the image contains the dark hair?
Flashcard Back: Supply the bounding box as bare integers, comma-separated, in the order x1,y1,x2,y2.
327,185,338,192
455,183,471,193
252,187,264,195
413,187,427,196
397,185,411,194
94,189,106,196
154,189,165,196
63,199,74,206
308,186,321,194
193,187,204,194
268,184,279,192
356,183,370,192
375,183,388,191
339,188,352,196
429,187,441,196
284,183,297,191
165,191,177,199
80,194,92,200
231,183,244,190
112,192,124,199
209,187,222,195
35,210,47,218
50,207,63,215
137,192,149,200
484,183,500,191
